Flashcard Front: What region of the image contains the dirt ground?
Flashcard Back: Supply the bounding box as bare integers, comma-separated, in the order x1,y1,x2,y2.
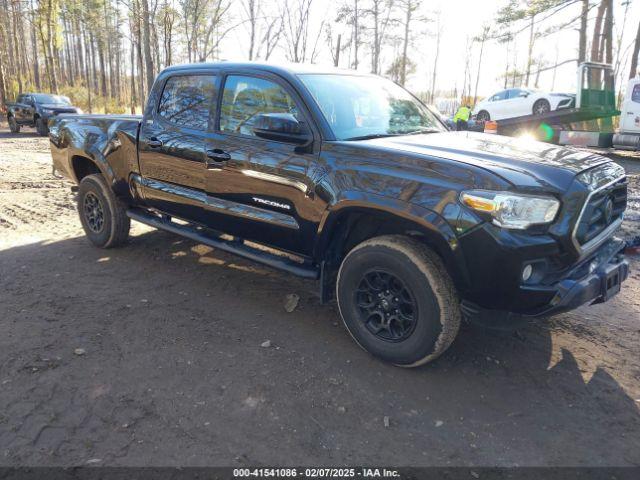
1,124,640,467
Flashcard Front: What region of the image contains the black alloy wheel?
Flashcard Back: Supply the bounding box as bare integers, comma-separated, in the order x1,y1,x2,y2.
355,270,417,342
83,191,105,233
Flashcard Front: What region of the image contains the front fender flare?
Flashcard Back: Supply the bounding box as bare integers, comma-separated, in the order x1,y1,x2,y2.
314,191,471,290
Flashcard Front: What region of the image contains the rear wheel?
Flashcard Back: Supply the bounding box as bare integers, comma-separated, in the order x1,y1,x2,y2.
78,174,130,248
35,116,48,136
532,99,551,116
8,116,20,133
336,235,461,367
476,110,490,123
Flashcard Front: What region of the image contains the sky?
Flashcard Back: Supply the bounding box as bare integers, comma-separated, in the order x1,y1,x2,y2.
219,0,640,105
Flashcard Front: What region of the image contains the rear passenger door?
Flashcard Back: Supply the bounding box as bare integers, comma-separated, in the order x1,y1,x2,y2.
138,71,219,223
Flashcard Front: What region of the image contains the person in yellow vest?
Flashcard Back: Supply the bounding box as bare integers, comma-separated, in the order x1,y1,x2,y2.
453,105,471,131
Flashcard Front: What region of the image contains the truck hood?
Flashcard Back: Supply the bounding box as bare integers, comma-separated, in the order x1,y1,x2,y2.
40,104,77,111
361,131,611,191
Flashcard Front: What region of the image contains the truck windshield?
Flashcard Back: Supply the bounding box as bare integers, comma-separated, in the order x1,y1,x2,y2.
32,94,71,105
298,74,445,140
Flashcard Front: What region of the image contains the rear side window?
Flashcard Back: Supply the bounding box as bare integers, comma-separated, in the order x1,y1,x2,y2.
491,91,507,101
158,75,217,130
632,84,640,103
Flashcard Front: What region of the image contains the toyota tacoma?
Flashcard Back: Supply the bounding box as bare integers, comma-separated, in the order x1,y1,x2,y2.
49,62,629,367
7,93,82,136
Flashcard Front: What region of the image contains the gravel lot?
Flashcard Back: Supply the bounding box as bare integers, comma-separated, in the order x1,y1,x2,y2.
1,125,639,467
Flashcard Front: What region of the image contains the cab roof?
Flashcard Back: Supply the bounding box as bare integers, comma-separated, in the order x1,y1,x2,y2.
161,61,375,78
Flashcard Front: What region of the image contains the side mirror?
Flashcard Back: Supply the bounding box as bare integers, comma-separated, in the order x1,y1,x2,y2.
519,92,530,98
252,113,311,145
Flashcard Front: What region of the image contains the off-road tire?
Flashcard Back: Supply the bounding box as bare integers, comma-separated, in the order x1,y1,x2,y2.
35,116,48,136
78,174,130,248
8,116,20,133
476,110,490,123
532,99,551,116
336,235,461,367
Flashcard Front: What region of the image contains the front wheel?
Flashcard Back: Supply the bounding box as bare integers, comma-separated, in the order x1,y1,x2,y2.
35,117,48,136
532,99,551,116
476,110,490,123
8,116,20,133
78,174,130,248
336,235,461,367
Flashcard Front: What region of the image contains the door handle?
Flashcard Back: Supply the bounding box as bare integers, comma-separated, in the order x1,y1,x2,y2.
206,149,231,163
147,138,163,148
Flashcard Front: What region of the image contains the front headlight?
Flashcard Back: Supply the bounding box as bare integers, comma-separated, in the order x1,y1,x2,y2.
460,190,560,229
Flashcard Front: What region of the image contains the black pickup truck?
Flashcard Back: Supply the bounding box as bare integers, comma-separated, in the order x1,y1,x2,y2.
6,93,82,135
49,62,629,367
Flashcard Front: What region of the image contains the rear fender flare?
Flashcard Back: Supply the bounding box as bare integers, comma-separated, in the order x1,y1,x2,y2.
68,145,116,187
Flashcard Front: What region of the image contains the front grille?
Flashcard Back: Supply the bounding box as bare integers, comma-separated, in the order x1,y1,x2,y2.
574,177,627,247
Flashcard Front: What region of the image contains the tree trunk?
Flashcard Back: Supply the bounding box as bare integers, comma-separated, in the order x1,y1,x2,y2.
591,0,606,63
130,33,137,114
353,0,359,69
430,23,441,103
525,14,535,86
473,29,487,106
31,4,41,89
630,21,640,79
141,0,154,95
603,0,613,65
578,0,588,63
400,3,410,87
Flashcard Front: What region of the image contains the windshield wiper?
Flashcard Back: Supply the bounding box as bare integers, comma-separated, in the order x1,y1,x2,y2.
344,129,443,141
404,128,442,135
344,133,405,141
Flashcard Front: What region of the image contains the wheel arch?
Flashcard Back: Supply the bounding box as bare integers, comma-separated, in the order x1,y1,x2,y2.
315,197,470,302
71,154,107,184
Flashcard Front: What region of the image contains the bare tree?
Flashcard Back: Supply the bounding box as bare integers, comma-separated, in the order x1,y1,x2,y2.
241,0,284,61
242,0,259,60
282,0,324,63
336,0,362,69
366,0,397,74
473,25,490,105
630,21,640,79
429,10,441,102
397,0,422,86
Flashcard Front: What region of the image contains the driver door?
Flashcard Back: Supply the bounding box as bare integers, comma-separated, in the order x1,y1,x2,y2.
202,73,325,256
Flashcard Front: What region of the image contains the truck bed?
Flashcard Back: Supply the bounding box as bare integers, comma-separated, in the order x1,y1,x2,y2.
49,114,143,200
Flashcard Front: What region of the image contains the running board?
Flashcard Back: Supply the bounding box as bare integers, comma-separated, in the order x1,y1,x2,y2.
126,209,319,279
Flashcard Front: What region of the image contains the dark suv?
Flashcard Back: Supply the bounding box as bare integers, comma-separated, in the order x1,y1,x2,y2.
48,63,629,367
6,93,82,135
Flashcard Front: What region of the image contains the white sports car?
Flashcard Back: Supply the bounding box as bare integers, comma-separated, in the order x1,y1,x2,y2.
472,88,574,122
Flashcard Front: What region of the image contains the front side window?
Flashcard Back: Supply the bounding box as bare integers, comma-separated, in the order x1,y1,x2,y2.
508,89,524,99
219,75,300,136
632,84,640,103
299,74,444,141
158,75,217,130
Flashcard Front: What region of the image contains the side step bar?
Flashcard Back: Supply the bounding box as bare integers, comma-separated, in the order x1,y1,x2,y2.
126,209,319,279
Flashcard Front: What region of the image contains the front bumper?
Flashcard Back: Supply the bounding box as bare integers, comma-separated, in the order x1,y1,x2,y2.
523,237,628,317
461,237,629,324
